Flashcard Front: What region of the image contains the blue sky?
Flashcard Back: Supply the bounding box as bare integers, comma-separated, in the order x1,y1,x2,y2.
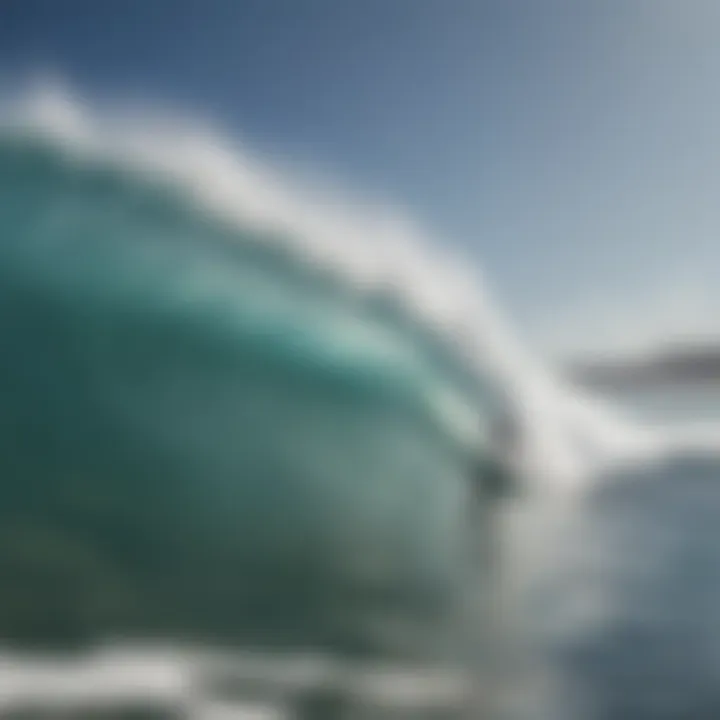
1,0,718,359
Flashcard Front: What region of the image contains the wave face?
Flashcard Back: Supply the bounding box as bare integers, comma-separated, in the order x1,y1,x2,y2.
0,91,514,664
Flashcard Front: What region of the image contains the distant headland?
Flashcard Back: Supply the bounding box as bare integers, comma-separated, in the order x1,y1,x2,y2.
567,343,720,389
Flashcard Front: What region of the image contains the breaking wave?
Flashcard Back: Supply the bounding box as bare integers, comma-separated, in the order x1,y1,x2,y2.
2,80,719,717
0,80,662,491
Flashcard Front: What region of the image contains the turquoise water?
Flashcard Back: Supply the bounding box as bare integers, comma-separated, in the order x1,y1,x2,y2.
0,129,502,666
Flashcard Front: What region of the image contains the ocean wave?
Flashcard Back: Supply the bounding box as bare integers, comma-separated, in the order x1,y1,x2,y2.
3,80,720,715
0,79,663,490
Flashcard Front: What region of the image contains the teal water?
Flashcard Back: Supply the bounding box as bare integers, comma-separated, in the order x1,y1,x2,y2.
0,129,501,665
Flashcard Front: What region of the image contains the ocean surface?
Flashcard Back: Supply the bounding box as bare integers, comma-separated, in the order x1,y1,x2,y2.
527,384,720,720
0,84,718,719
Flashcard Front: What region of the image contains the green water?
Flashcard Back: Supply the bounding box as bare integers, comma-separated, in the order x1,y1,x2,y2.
0,133,499,663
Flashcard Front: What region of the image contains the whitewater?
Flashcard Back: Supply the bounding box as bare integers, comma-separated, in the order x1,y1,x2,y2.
2,81,720,718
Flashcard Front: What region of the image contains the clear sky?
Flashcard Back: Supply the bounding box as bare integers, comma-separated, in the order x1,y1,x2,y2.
1,0,718,359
